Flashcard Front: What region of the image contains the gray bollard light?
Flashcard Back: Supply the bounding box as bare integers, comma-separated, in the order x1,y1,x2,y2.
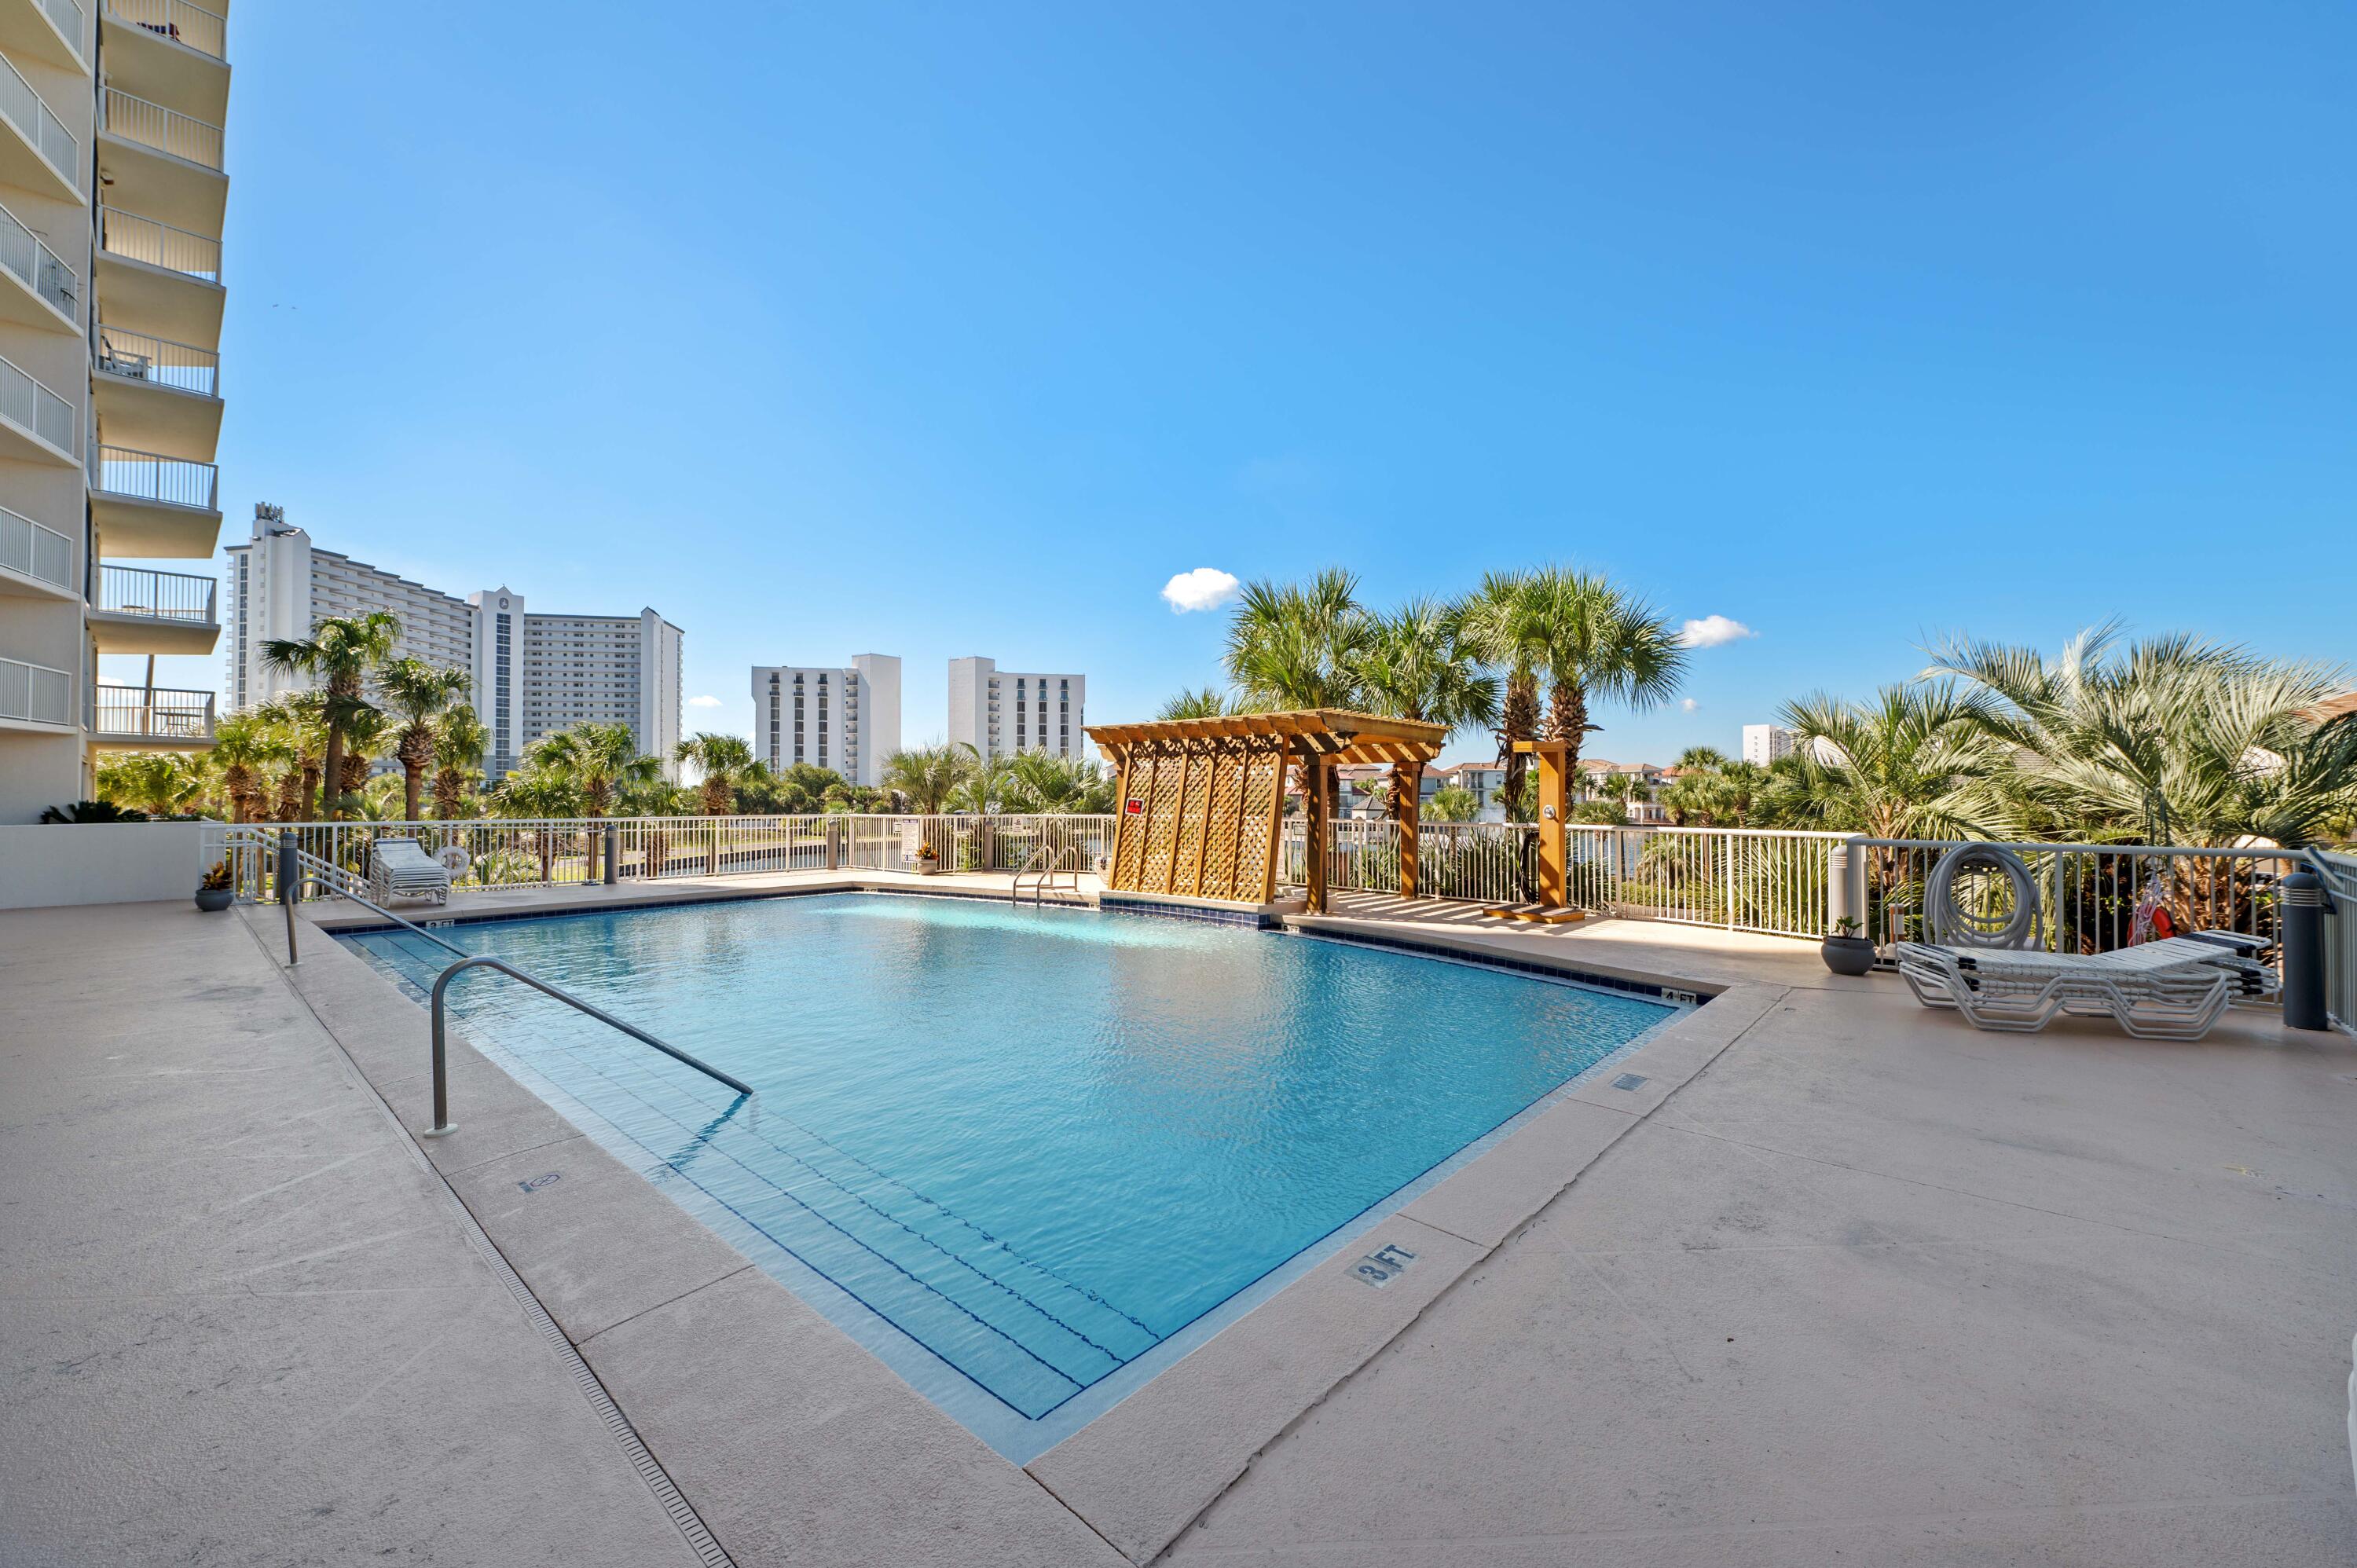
603,822,620,885
2281,870,2328,1032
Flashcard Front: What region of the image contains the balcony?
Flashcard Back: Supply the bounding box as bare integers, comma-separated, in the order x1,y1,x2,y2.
96,206,222,344
0,654,72,731
0,348,76,463
100,2,226,122
93,324,220,457
0,49,78,200
98,89,223,234
88,443,219,557
91,682,212,747
0,0,86,68
0,196,76,332
0,503,72,599
89,561,214,654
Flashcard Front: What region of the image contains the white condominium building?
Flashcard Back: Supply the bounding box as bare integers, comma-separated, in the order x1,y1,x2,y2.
224,511,684,782
1742,723,1797,766
753,655,900,788
948,657,1085,761
0,3,235,820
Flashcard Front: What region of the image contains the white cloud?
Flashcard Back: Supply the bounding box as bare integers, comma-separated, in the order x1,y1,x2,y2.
687,694,721,708
1680,614,1756,649
1680,697,1700,713
1161,567,1242,614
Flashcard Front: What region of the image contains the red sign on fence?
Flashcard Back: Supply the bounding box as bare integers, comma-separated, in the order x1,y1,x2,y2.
1124,798,1144,815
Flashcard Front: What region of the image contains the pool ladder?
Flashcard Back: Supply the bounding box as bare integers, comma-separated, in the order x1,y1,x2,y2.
1012,843,1086,907
267,834,751,1137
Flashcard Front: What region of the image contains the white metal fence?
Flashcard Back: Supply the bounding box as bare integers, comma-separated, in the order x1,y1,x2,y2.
225,815,1123,902
0,348,75,455
1,504,72,591
0,655,71,727
0,197,76,319
1,53,76,182
110,0,225,59
103,88,221,169
2313,851,2355,1036
97,562,214,623
100,207,220,282
92,445,217,508
38,0,83,54
93,684,212,740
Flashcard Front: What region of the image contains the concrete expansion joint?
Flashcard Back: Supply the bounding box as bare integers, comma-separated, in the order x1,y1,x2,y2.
577,1264,759,1351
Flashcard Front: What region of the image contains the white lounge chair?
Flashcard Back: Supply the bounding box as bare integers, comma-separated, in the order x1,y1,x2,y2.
368,837,452,906
1894,936,2278,1041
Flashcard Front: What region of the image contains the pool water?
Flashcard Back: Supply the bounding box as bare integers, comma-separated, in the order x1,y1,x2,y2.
342,894,1677,1453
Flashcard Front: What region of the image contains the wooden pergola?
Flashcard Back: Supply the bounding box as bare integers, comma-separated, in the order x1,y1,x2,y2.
1088,709,1447,913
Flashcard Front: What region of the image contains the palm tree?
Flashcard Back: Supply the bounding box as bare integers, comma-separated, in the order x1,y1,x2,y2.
1354,596,1501,824
673,732,753,816
377,658,472,823
1426,784,1480,823
207,711,285,824
1779,684,2006,840
331,705,390,815
882,743,981,815
1523,566,1685,772
1676,745,1732,770
491,766,579,881
1924,624,2357,848
531,722,658,878
1157,687,1231,720
1225,569,1370,815
431,705,490,820
261,611,400,821
255,692,328,822
1461,570,1545,818
96,752,199,817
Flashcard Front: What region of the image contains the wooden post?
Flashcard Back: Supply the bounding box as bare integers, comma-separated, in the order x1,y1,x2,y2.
1394,760,1422,899
1529,741,1571,907
1303,746,1329,914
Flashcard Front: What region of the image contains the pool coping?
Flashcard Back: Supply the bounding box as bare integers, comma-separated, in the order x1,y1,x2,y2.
245,885,1787,1566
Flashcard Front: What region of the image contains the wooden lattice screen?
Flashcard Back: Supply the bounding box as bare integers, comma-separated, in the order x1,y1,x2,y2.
1106,737,1288,903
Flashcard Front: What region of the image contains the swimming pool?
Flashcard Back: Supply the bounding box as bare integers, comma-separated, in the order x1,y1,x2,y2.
342,893,1680,1456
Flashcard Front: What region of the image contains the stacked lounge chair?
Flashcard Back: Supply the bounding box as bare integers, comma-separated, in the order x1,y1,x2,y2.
1894,932,2277,1040
368,837,453,907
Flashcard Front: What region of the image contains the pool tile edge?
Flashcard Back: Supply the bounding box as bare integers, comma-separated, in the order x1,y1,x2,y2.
1024,980,1791,1564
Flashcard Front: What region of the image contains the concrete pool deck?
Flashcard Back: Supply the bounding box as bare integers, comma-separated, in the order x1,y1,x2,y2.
5,885,2354,1565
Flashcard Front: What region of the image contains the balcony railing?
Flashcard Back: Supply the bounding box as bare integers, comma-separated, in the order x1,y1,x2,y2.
0,350,75,455
97,325,218,397
93,683,213,739
97,562,213,622
92,444,217,508
38,0,86,53
108,0,221,60
0,655,72,727
99,207,220,283
102,88,220,170
1,504,72,590
0,199,76,318
0,53,76,182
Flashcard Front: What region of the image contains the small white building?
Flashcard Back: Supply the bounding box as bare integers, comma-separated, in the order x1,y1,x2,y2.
752,656,901,788
948,658,1085,761
1742,723,1797,766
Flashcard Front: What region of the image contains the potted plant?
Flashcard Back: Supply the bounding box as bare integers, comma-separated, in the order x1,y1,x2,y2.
194,859,235,913
914,841,940,876
1820,916,1875,976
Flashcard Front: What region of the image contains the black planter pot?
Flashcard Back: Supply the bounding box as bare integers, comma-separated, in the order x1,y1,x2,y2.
1820,933,1876,976
194,886,233,913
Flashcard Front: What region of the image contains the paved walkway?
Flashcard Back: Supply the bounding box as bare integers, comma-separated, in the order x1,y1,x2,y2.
1165,984,2357,1566
0,900,706,1566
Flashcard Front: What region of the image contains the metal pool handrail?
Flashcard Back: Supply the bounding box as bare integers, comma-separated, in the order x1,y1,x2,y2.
1011,841,1084,906
264,833,752,1135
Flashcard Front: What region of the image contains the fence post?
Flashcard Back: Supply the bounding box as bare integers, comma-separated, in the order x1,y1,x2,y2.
2282,869,2329,1031
603,822,619,885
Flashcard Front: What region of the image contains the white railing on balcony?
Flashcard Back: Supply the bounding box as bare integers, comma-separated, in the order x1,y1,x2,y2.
97,561,214,622
0,198,77,319
38,0,86,54
96,325,218,397
92,443,217,508
0,349,75,455
0,655,72,726
100,207,220,283
102,88,220,170
108,0,222,59
92,683,212,739
0,504,72,590
0,53,76,181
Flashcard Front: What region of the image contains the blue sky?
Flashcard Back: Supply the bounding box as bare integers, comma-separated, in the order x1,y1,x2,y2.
149,1,2354,766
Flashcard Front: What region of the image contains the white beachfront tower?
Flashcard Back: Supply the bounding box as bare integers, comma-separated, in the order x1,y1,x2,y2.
948,657,1086,761
751,656,901,787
